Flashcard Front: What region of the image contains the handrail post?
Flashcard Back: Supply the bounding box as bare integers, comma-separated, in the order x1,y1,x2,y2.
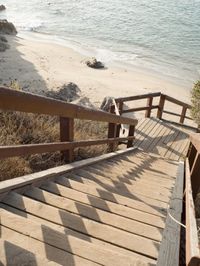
157,94,166,119
118,100,123,115
191,152,200,198
180,106,187,124
108,105,117,152
145,96,153,118
60,117,74,162
127,125,135,148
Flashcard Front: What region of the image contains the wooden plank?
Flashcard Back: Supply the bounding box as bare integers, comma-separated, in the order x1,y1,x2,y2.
24,186,163,241
191,153,200,197
145,96,153,118
141,120,165,151
165,94,191,109
0,227,89,266
0,207,146,266
122,105,158,114
60,117,74,162
157,94,166,119
115,92,161,103
108,105,116,152
2,192,160,259
55,176,168,215
163,127,181,159
134,118,152,145
135,119,158,148
176,106,187,123
0,147,138,194
0,86,138,126
0,136,135,160
1,203,156,264
185,159,200,266
41,181,165,228
157,161,184,266
80,166,174,189
127,125,135,148
65,173,171,203
71,169,172,200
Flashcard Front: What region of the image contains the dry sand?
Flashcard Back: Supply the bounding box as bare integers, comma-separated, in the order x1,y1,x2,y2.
0,35,193,108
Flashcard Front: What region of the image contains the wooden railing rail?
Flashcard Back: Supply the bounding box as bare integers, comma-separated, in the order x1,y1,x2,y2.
186,134,200,266
115,92,194,127
0,87,138,162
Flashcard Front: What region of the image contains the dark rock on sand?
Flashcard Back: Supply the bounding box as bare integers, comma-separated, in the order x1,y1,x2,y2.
0,35,9,52
46,82,81,102
86,57,105,69
0,19,17,35
0,41,9,52
0,5,6,11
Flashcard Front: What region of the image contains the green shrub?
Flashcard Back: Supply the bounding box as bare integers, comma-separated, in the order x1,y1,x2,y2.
191,81,200,126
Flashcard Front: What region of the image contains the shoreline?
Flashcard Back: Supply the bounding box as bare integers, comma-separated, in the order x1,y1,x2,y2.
0,32,194,107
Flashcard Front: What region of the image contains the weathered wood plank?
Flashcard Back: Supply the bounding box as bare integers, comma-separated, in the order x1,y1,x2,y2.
0,203,156,264
56,176,168,215
41,181,165,228
157,161,184,266
2,192,160,259
185,159,200,266
62,173,170,204
0,207,146,266
24,186,163,241
0,147,137,194
69,171,172,202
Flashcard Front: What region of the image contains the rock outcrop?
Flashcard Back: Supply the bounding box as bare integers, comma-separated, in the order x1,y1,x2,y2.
46,83,81,102
0,5,6,11
86,57,105,69
0,19,17,35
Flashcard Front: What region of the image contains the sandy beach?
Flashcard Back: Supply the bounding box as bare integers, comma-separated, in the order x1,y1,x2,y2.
0,34,193,108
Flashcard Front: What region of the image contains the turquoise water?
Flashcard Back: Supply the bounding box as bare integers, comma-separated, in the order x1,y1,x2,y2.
1,0,200,84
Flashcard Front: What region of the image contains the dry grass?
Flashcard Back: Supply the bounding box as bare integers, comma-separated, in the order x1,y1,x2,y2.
0,84,108,181
0,110,108,181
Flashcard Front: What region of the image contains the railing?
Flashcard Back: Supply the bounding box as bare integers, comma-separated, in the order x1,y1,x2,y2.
0,87,138,162
115,92,195,128
186,133,200,266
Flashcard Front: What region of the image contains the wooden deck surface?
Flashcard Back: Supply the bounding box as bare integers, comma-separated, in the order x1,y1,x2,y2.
134,117,190,161
0,148,184,266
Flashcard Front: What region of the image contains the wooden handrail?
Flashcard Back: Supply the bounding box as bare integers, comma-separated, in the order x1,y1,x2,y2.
0,137,135,159
0,87,138,162
0,87,138,126
115,91,194,128
185,158,200,266
115,92,161,103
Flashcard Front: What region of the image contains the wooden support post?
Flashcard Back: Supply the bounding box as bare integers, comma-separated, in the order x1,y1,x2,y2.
145,96,153,118
108,105,116,152
127,125,135,148
157,94,166,119
180,106,187,124
60,117,74,163
188,144,197,170
191,153,200,198
118,100,123,115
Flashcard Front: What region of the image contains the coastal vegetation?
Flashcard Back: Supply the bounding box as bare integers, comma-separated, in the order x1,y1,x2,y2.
191,81,200,127
0,83,107,181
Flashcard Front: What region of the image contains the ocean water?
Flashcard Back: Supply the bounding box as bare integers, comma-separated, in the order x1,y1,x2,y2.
1,0,200,85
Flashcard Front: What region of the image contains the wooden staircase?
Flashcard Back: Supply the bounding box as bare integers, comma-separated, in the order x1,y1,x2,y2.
0,87,199,265
0,148,184,266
